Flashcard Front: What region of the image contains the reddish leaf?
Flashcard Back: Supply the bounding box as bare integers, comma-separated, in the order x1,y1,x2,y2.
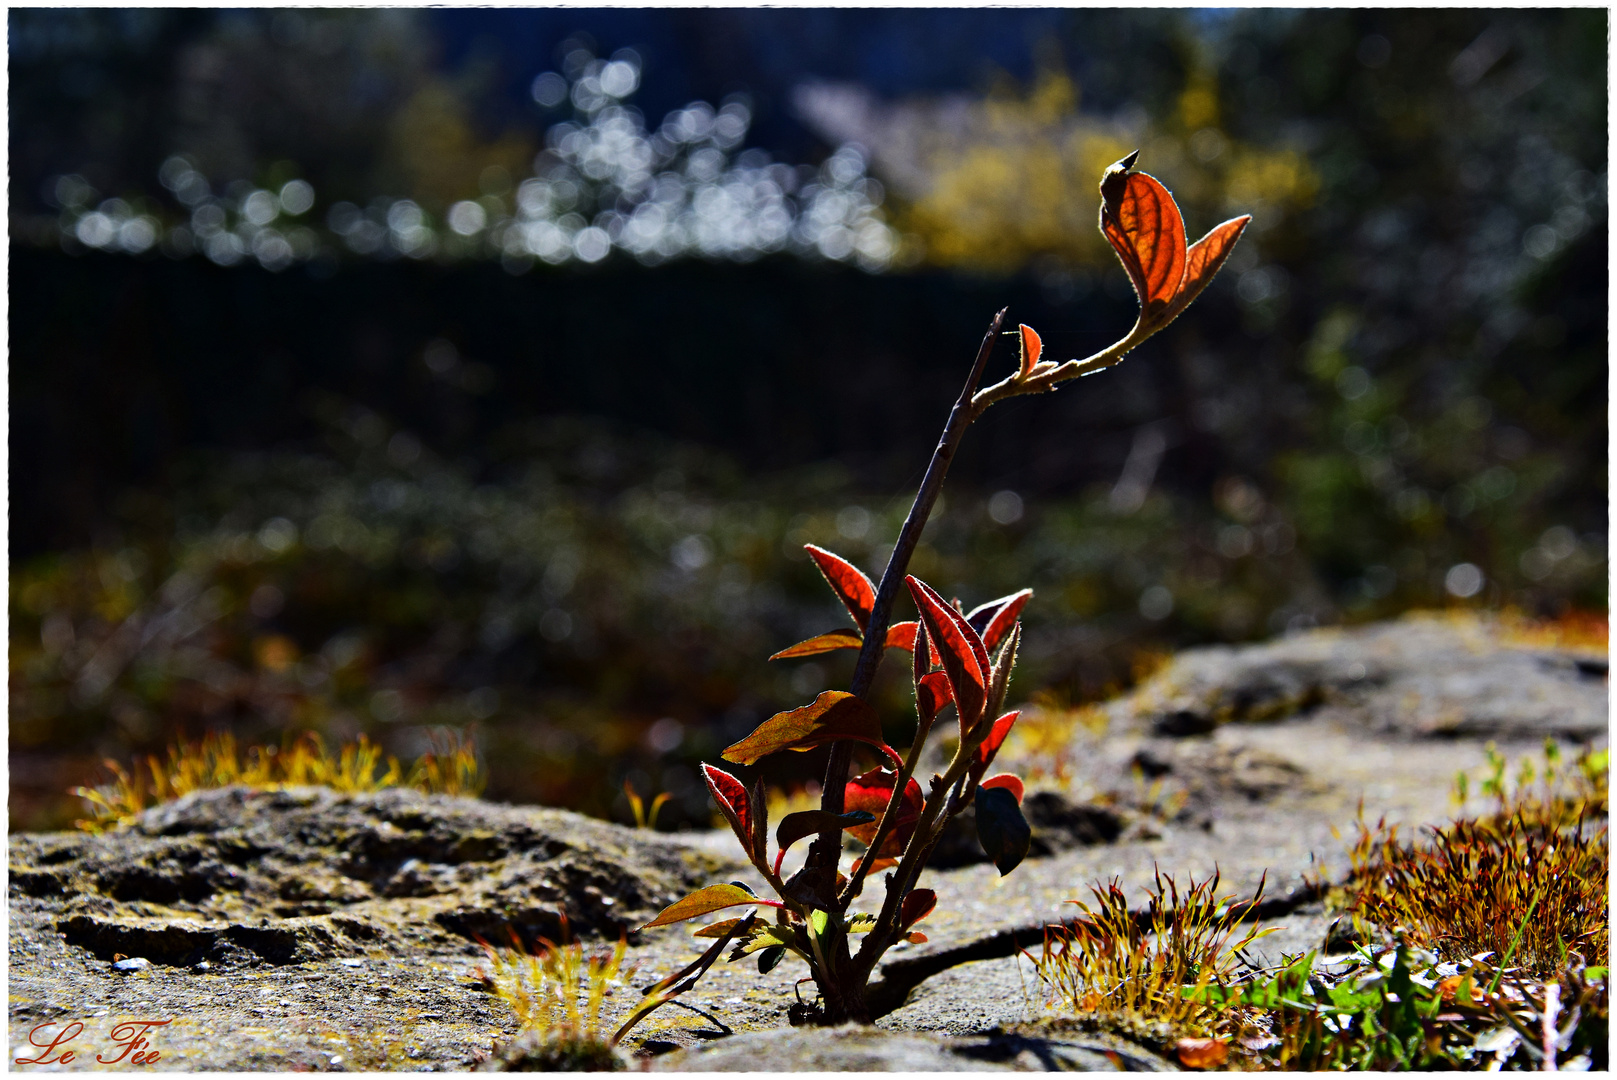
851,853,899,876
769,628,863,660
1018,324,1043,377
884,621,919,652
1099,153,1188,321
976,711,1019,770
1164,215,1252,324
641,883,780,929
701,763,755,859
722,691,894,767
903,931,928,944
916,670,952,726
804,544,876,631
981,773,1025,804
911,618,928,684
843,766,923,856
899,888,937,930
965,589,1033,655
906,576,989,730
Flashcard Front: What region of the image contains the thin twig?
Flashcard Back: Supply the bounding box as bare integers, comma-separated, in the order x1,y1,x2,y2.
803,307,1007,901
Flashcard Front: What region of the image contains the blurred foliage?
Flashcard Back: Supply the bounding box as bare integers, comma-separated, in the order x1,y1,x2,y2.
865,67,1316,272
14,414,1604,832
8,10,1607,833
71,728,484,833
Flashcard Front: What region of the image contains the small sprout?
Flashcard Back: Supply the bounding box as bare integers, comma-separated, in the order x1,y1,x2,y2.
624,779,671,831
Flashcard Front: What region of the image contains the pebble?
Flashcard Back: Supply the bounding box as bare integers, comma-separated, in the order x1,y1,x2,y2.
112,957,151,972
339,958,365,968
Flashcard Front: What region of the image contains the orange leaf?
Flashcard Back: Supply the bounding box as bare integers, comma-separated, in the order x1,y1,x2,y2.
721,691,893,767
692,916,749,938
965,589,1033,654
1018,324,1043,377
980,773,1024,804
1175,1037,1229,1070
906,576,989,730
769,628,863,660
1099,152,1188,322
975,711,1019,770
642,883,778,929
903,931,928,944
804,544,876,631
884,621,919,651
1163,215,1252,324
851,853,898,876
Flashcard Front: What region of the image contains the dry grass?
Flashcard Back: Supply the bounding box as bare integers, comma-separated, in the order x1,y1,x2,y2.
1344,742,1608,978
1033,868,1274,1039
1494,606,1608,652
71,728,485,831
478,919,632,1069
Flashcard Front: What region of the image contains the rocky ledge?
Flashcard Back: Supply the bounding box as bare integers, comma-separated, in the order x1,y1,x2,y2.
9,614,1605,1070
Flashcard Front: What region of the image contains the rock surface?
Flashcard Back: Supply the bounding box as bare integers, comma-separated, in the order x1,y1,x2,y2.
9,615,1604,1070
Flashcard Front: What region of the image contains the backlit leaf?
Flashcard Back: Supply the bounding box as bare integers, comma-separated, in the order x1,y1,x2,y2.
769,628,863,660
965,589,1033,655
906,576,988,730
775,809,875,865
1099,152,1188,321
851,853,898,876
975,784,1031,876
804,544,876,631
985,622,1020,724
976,711,1019,770
904,931,928,944
729,924,799,960
701,763,756,860
692,917,748,938
642,883,777,930
899,888,937,930
722,691,893,767
916,670,952,726
1164,216,1251,324
844,765,924,856
981,773,1025,804
1018,324,1043,377
884,621,920,652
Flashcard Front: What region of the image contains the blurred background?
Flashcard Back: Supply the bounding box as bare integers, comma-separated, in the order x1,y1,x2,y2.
10,9,1607,831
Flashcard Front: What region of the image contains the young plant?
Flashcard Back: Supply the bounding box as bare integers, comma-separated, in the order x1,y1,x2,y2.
1032,868,1275,1048
629,153,1249,1027
1344,743,1608,980
1190,942,1609,1070
478,917,634,1070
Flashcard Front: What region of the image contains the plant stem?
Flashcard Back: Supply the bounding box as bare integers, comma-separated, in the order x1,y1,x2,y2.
803,307,1007,893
